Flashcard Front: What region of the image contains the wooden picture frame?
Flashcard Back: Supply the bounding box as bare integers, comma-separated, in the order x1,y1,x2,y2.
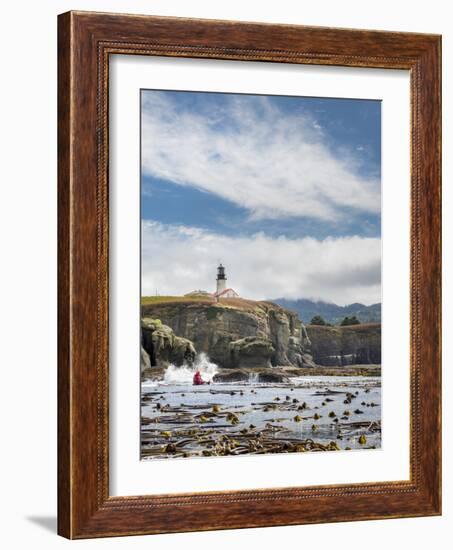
58,10,441,539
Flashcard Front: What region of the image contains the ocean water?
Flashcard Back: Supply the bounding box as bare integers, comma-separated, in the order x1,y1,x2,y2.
141,373,381,459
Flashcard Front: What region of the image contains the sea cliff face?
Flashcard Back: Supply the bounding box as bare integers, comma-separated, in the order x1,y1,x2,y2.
306,323,381,366
141,318,196,370
141,298,315,369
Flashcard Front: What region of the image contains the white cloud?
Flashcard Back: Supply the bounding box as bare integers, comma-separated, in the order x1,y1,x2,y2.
142,221,381,306
141,93,380,222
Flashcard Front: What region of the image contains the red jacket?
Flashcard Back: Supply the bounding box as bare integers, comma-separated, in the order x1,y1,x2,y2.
193,371,204,385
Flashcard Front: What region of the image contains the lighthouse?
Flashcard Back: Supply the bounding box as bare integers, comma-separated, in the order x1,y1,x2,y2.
216,263,227,295
213,264,239,300
184,263,238,299
185,263,239,300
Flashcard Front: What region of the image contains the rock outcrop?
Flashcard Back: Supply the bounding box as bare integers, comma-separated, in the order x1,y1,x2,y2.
141,298,315,369
230,337,274,368
306,323,381,366
141,318,196,368
212,368,288,383
141,345,152,378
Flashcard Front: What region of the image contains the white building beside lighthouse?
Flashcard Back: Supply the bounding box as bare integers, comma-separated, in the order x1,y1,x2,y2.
184,264,239,300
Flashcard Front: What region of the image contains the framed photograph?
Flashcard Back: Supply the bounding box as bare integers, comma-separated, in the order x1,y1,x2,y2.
58,11,441,538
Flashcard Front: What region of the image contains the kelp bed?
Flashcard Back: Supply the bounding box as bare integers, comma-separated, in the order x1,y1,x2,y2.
141,380,381,459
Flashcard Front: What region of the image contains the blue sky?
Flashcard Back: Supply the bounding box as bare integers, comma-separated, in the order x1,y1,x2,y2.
142,91,381,240
141,90,381,305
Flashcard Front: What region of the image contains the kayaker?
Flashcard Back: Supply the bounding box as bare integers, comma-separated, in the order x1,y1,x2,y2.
193,370,207,385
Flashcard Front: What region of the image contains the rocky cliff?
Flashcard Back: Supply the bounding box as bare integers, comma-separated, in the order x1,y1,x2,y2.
141,318,196,370
306,323,381,366
141,298,315,369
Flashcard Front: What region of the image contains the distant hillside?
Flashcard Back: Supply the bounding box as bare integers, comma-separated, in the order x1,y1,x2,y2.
271,298,381,325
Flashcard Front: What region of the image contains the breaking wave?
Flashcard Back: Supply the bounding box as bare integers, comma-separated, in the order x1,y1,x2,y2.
163,353,219,384
248,372,259,384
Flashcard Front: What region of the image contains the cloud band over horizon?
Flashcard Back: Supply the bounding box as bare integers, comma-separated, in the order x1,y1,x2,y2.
142,221,381,306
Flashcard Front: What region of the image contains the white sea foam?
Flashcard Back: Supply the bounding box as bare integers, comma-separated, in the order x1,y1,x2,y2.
248,372,259,384
163,353,219,385
141,380,158,389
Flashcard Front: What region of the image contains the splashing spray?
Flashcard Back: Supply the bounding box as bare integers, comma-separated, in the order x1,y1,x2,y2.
163,353,219,385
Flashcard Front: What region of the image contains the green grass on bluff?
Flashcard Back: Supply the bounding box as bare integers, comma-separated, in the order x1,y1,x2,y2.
141,295,214,306
140,295,284,314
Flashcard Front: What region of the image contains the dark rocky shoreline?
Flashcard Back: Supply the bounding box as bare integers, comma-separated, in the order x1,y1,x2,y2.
212,365,380,383
142,364,380,384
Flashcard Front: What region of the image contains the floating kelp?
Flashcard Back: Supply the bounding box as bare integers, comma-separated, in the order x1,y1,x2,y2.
141,377,381,459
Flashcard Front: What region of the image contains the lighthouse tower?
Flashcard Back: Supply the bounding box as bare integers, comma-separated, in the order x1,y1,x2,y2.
216,263,227,295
